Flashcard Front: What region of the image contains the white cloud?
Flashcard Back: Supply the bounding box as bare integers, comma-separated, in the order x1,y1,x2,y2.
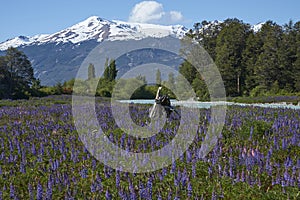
128,1,184,24
169,11,183,22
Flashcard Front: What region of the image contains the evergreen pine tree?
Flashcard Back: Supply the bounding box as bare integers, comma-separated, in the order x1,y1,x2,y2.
292,21,300,91
242,31,263,94
167,72,175,91
254,21,283,90
277,20,297,91
215,19,250,96
156,69,162,86
88,63,96,80
103,59,118,82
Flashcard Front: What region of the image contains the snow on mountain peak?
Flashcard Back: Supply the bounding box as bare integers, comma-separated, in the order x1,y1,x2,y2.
0,16,187,51
251,22,265,33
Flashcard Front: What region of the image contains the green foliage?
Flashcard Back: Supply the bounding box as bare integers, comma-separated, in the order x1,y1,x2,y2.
166,72,175,91
215,19,250,96
254,21,283,89
103,58,118,82
0,101,299,199
187,20,222,60
0,47,37,99
87,63,95,80
179,60,197,84
192,77,209,101
96,78,114,97
238,120,273,141
155,69,162,86
54,82,64,95
188,18,300,98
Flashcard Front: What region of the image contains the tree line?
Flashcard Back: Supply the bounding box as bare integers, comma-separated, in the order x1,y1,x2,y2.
184,18,300,97
1,18,300,100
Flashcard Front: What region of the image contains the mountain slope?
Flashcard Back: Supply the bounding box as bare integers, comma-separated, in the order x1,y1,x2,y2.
0,16,187,85
0,17,264,86
0,16,187,51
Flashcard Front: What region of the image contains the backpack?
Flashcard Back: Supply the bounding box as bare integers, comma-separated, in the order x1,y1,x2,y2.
156,95,171,107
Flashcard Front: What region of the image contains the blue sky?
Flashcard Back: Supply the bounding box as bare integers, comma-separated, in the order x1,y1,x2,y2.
1,0,299,42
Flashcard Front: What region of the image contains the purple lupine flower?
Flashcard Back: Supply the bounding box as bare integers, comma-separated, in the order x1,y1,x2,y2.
158,172,163,181
147,177,153,198
10,183,15,199
281,180,286,188
63,172,70,187
284,156,293,168
218,164,222,176
80,168,88,179
157,193,162,200
46,179,53,199
138,181,145,199
28,183,33,200
36,182,43,200
60,139,65,153
282,138,288,150
229,156,234,167
8,139,13,152
257,177,262,187
181,168,188,187
223,164,229,177
162,167,168,178
275,172,281,185
241,170,245,182
118,187,125,199
90,181,96,193
235,172,240,183
177,169,181,182
174,196,180,200
187,181,192,197
208,165,213,176
229,166,234,178
116,171,120,188
170,161,176,173
96,173,102,190
92,159,97,171
39,143,44,155
186,149,192,163
20,162,26,173
273,136,279,150
249,126,253,140
16,139,21,155
291,132,297,146
31,143,36,155
105,189,112,200
211,189,217,200
130,188,137,200
0,152,4,161
284,169,290,183
167,191,172,200
192,160,196,178
174,174,179,187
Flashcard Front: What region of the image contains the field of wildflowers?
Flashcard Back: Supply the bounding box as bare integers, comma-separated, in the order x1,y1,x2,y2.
0,97,299,199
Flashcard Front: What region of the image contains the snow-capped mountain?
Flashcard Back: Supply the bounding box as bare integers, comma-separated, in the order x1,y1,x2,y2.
0,16,187,51
0,16,188,85
0,16,264,86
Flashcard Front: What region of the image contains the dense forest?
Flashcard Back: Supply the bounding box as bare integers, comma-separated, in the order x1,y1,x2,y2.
186,18,300,98
1,18,300,100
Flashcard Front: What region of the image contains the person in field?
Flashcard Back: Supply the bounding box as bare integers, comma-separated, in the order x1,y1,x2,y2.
149,87,179,119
